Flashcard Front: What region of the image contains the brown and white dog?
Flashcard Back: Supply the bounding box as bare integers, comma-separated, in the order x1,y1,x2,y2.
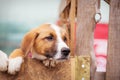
0,50,8,72
0,23,70,75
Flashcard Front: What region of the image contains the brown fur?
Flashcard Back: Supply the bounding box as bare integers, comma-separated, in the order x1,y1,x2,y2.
33,25,57,56
9,49,24,59
0,57,71,80
9,24,69,59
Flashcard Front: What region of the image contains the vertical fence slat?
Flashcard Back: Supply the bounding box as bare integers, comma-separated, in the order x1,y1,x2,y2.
76,0,96,56
106,0,120,80
76,0,96,80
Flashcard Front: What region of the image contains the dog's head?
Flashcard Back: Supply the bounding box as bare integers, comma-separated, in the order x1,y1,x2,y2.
21,23,70,61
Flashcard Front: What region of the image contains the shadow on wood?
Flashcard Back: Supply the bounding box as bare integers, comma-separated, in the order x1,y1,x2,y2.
0,58,71,80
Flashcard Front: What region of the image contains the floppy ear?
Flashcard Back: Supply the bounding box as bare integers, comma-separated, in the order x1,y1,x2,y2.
21,30,39,55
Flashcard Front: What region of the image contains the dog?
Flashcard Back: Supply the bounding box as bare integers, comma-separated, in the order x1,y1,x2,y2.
0,50,8,72
0,23,70,75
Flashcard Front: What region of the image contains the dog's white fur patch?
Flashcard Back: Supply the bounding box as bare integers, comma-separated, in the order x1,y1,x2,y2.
0,50,8,71
32,53,47,60
50,24,69,59
8,57,23,75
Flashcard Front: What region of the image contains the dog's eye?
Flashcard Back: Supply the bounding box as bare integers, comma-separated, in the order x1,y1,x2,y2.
45,35,53,41
63,37,67,42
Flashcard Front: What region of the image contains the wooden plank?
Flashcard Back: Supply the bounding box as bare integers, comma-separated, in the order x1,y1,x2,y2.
69,0,76,56
59,0,71,15
76,0,96,56
71,57,75,80
94,72,105,80
106,0,120,80
75,56,90,80
76,0,96,80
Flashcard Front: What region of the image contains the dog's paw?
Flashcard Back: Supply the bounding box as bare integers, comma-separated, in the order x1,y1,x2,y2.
8,57,23,75
43,59,58,67
0,50,8,71
43,59,50,67
50,59,58,67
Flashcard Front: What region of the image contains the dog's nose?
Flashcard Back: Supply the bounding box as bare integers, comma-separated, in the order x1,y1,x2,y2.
61,47,70,56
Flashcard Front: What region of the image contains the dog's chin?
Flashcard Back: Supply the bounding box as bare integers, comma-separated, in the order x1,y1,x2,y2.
55,57,69,62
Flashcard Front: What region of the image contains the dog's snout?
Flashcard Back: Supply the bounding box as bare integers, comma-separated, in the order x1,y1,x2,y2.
61,47,70,56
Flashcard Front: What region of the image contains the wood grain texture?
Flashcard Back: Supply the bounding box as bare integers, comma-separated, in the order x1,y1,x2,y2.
69,0,76,56
75,56,90,80
76,0,96,56
106,0,120,80
76,1,96,80
0,58,71,80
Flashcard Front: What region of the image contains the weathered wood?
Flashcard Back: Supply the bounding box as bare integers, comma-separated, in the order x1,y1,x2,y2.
76,0,96,56
69,0,76,56
94,72,106,80
0,58,71,80
106,0,120,80
75,56,90,80
76,0,96,80
59,0,71,15
71,57,75,80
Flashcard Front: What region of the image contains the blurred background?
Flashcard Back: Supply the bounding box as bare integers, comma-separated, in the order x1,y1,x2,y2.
0,0,61,54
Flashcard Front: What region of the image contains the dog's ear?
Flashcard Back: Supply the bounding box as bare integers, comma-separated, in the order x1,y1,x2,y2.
21,30,39,54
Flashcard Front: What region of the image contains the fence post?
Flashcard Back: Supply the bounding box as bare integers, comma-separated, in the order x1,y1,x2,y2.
76,0,96,80
106,0,120,80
